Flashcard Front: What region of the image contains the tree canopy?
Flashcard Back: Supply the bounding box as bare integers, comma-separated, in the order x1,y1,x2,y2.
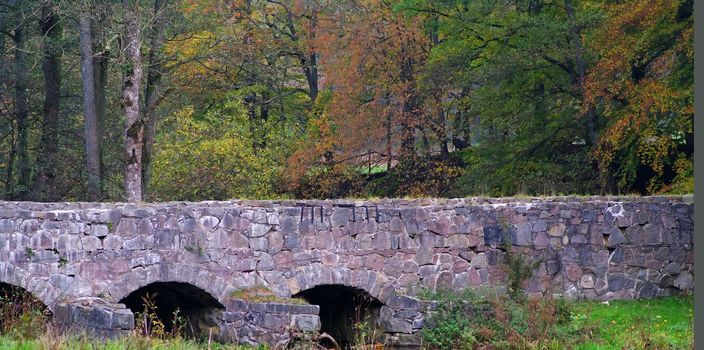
0,0,693,201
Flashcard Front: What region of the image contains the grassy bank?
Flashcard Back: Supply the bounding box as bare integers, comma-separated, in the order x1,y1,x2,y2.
570,296,693,350
0,336,263,350
0,296,693,349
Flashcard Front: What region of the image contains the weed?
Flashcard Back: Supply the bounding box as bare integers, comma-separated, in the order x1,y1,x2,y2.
500,221,540,302
24,247,35,259
134,293,166,338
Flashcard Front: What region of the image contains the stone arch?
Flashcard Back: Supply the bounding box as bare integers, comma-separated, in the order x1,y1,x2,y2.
286,265,396,348
108,263,240,304
0,262,61,310
285,264,395,304
293,284,384,348
119,281,225,338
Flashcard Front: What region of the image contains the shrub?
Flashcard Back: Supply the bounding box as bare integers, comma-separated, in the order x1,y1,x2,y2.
419,288,579,349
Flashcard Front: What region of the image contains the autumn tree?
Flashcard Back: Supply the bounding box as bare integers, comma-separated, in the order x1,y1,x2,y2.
584,0,693,194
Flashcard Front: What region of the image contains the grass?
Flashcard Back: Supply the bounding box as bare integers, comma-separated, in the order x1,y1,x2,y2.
569,295,693,350
229,286,309,305
0,294,692,349
419,286,693,350
0,336,264,350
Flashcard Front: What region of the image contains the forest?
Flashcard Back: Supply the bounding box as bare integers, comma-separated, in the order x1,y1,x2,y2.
0,0,694,202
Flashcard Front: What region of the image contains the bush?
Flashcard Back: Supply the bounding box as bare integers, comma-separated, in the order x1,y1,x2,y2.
419,288,578,350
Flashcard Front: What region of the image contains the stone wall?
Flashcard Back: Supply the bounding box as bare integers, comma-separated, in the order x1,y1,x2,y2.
0,196,693,347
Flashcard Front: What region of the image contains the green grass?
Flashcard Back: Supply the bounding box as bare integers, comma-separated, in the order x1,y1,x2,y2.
357,164,388,175
568,296,693,350
0,296,693,350
0,336,264,350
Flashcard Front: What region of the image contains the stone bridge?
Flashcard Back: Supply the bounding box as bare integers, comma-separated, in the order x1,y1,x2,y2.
0,196,694,348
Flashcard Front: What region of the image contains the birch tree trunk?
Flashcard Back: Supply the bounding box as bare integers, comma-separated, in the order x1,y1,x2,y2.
122,0,143,202
79,10,102,201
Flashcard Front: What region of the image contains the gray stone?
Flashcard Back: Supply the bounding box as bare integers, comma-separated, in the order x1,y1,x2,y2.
514,223,532,246
663,262,681,275
643,224,662,245
112,308,135,329
531,220,547,232
81,236,102,251
673,271,693,290
291,315,320,332
548,223,566,237
250,237,268,251
250,224,271,238
637,282,659,299
483,225,502,245
605,227,628,247
88,224,109,237
546,260,561,275
607,273,634,292
533,232,549,248
580,274,595,289
331,208,350,227
56,234,81,252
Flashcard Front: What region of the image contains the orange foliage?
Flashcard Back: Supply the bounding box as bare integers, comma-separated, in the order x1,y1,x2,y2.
287,0,434,190
584,0,692,191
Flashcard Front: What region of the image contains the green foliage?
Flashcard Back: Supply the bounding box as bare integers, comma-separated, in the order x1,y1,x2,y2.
418,289,485,350
419,288,579,349
0,0,693,202
24,248,34,260
501,228,540,302
149,98,280,201
419,289,693,349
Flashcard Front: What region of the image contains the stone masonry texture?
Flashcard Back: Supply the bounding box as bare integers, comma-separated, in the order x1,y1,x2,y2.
0,196,693,347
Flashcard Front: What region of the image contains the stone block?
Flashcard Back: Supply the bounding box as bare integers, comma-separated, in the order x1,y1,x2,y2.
81,236,102,251
548,223,566,237
250,224,270,238
111,308,135,329
291,314,321,332
513,223,532,246
483,225,502,245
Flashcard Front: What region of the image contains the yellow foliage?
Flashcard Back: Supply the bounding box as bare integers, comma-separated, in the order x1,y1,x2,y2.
149,101,279,201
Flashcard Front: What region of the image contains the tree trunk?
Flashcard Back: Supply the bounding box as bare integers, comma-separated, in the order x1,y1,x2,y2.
12,22,30,200
79,11,103,201
92,4,109,192
304,10,318,102
122,0,144,202
35,0,62,201
4,123,15,199
142,0,168,195
565,0,598,147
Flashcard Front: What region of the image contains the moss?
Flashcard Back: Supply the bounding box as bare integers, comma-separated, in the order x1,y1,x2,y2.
230,287,309,305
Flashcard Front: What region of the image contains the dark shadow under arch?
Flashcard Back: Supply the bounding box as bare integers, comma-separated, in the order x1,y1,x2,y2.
0,282,51,333
119,281,224,338
294,284,383,349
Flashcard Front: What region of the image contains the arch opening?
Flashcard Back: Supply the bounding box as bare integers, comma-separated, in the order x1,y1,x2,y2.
0,282,51,335
119,282,224,339
294,284,383,349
